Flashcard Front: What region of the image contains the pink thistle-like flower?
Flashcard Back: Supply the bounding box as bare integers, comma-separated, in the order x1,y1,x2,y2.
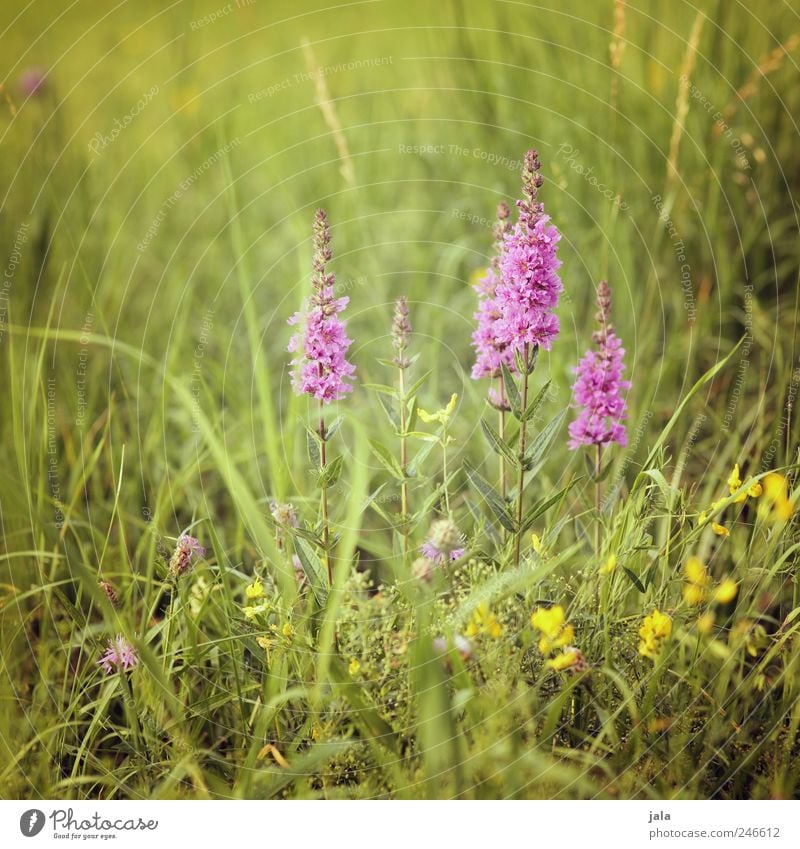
568,281,631,449
288,209,356,403
494,150,563,354
471,202,516,379
421,518,466,565
97,635,139,674
168,534,205,578
19,67,47,98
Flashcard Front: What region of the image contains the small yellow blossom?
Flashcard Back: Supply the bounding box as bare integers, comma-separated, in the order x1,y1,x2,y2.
348,658,361,676
418,393,458,426
638,609,672,660
465,601,503,638
683,557,709,605
243,601,269,621
711,522,729,537
531,533,542,554
760,472,794,521
684,556,709,586
697,612,715,634
714,578,738,604
246,578,265,600
546,648,581,672
600,553,617,575
531,604,574,654
728,464,763,501
256,635,273,651
282,622,294,639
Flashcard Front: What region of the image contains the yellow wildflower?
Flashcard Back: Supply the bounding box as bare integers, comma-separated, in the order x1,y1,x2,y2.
282,622,294,639
531,533,543,554
684,556,709,586
728,463,763,501
683,557,709,605
531,604,574,654
697,612,715,635
733,620,768,657
418,393,458,426
348,658,361,676
714,578,738,604
711,522,729,537
760,472,794,521
546,648,583,672
256,635,273,652
465,601,503,638
600,553,617,575
638,609,672,660
246,578,265,600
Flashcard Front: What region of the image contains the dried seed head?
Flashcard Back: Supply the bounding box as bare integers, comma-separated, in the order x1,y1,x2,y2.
270,502,299,528
392,296,412,368
98,580,119,608
426,518,462,555
168,534,205,579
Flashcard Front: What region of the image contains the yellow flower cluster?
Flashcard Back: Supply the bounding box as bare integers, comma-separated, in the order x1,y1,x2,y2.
759,472,795,521
638,609,672,660
698,463,765,534
465,601,503,638
531,605,584,673
531,604,573,654
418,393,458,426
682,557,738,607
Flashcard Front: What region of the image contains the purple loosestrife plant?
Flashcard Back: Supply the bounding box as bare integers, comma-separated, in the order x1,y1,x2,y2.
495,150,564,567
392,296,413,555
472,202,514,500
567,281,630,451
288,209,354,583
568,281,630,608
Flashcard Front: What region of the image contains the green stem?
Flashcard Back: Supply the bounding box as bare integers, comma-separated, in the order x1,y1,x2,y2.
319,400,331,585
399,367,409,557
513,344,531,567
498,376,507,502
595,443,602,614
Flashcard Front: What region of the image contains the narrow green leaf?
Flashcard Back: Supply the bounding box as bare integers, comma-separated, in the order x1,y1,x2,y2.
404,369,433,401
377,393,401,429
520,380,552,423
480,416,519,467
463,460,516,532
622,566,646,593
523,408,566,473
501,363,521,418
324,415,344,442
369,438,405,479
318,454,344,489
306,427,321,467
293,538,328,605
520,479,577,533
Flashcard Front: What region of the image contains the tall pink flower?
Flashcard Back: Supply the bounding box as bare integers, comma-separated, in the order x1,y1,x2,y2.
494,150,563,354
471,202,515,381
288,209,355,402
568,281,631,449
97,635,139,674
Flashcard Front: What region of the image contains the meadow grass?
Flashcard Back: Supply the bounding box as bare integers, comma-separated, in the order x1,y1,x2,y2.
0,0,799,799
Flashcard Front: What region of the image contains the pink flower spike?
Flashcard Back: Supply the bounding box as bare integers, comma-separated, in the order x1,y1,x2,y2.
493,150,564,357
568,281,631,449
287,209,356,403
97,635,139,675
